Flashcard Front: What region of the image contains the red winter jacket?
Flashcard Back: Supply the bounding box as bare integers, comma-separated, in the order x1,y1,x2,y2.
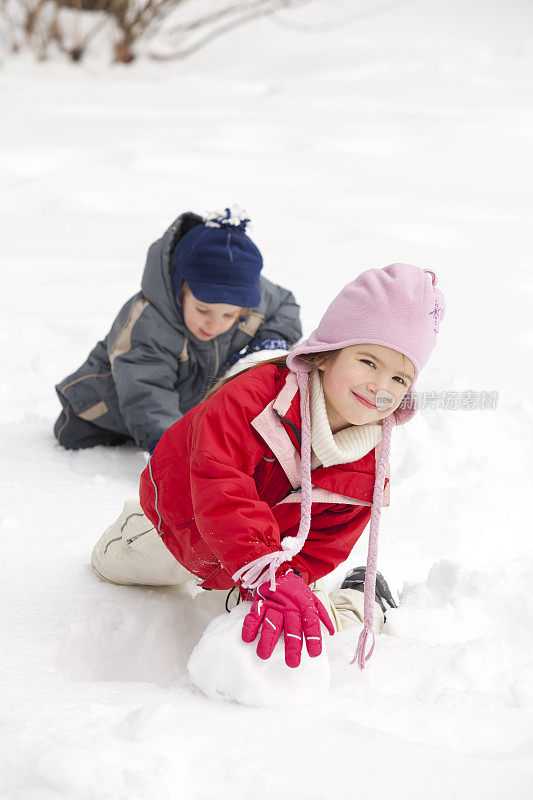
139,364,388,590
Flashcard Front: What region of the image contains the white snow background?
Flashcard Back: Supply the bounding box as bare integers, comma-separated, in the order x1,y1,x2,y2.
1,0,533,797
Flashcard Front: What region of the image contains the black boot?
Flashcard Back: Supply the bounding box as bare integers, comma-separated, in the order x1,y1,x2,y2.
340,567,398,613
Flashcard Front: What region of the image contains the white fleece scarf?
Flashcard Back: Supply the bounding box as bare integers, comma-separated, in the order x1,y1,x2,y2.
309,370,382,470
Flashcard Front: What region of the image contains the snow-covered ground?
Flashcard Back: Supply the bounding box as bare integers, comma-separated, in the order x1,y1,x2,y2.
1,0,533,797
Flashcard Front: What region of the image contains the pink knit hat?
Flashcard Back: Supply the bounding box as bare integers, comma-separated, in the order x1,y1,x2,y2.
234,264,445,668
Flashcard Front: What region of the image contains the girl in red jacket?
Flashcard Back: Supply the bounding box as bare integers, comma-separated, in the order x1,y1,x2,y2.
92,264,445,669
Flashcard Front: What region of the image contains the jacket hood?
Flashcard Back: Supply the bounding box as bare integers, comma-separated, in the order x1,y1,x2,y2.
139,212,278,353
140,212,204,330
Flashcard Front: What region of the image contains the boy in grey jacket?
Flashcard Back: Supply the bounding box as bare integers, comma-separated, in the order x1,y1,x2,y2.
54,208,302,453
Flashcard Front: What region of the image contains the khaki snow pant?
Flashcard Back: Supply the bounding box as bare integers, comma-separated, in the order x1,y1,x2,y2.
91,499,384,635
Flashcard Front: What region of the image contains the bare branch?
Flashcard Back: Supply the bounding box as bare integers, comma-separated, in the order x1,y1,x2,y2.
269,0,422,33
0,0,327,65
165,0,273,37
150,1,304,61
75,0,112,52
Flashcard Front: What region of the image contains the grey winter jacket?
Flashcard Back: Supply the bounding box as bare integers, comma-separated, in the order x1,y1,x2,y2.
55,213,302,451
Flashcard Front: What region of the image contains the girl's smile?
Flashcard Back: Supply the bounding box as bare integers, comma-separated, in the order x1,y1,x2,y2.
352,392,377,409
319,344,415,433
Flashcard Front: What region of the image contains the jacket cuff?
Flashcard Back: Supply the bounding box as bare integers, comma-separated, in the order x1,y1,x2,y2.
275,558,309,585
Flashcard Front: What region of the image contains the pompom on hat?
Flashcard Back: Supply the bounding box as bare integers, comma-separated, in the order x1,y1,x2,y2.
172,207,263,308
233,264,445,669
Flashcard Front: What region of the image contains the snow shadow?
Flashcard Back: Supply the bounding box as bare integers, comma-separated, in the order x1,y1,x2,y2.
56,582,229,688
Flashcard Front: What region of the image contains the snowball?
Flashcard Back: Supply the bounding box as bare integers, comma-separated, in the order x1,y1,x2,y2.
187,602,330,707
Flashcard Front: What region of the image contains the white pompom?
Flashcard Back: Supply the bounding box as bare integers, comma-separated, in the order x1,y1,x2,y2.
281,536,299,552
204,205,250,229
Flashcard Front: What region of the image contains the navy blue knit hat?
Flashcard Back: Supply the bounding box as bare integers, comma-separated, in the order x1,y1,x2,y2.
172,207,263,308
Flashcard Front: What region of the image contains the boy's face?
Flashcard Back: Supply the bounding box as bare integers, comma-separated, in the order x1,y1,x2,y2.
181,288,243,341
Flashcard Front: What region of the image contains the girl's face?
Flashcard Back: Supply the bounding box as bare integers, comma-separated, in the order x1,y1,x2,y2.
181,287,243,341
319,344,415,432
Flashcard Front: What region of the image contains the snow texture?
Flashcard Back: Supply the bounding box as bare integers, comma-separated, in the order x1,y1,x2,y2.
188,602,330,707
1,0,533,797
224,347,290,378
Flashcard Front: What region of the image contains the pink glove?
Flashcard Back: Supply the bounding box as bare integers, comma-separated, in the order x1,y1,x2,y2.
241,570,335,668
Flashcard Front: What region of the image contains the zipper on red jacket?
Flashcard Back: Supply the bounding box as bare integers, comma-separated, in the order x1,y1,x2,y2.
148,457,163,536
273,407,301,446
